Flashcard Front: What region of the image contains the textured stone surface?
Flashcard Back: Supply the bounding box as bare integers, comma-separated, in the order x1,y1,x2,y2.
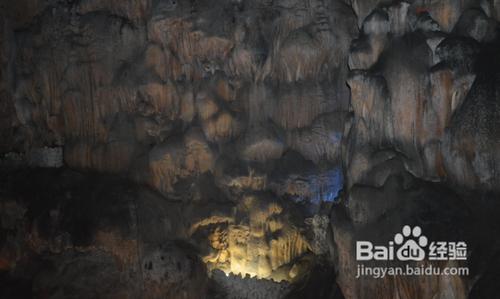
1,0,500,298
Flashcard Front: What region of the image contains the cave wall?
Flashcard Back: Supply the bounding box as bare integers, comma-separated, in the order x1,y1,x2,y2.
1,0,500,298
335,1,500,298
0,0,354,181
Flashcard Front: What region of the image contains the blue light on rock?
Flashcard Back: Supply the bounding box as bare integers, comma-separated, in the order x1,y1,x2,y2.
309,168,343,205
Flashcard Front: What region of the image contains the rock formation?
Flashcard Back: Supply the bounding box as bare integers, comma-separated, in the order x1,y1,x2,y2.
1,0,500,298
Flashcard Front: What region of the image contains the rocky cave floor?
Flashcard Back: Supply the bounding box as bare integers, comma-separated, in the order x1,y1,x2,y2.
0,166,346,299
1,163,500,299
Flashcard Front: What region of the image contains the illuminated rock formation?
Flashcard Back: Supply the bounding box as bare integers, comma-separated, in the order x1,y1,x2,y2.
193,195,312,281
